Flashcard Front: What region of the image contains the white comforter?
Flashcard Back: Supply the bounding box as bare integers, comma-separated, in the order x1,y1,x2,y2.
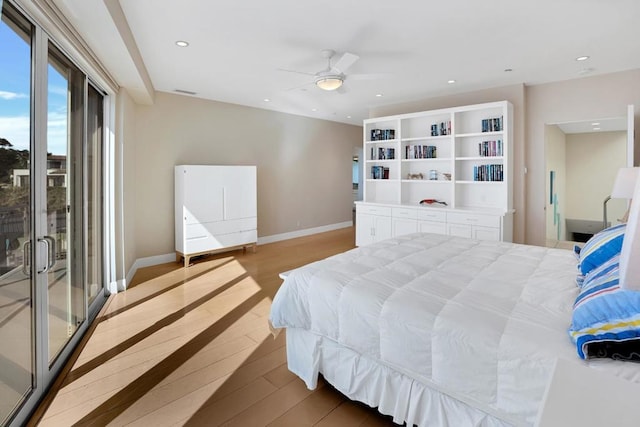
270,233,585,425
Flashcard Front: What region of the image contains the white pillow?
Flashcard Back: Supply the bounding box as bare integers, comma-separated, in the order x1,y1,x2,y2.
619,172,640,290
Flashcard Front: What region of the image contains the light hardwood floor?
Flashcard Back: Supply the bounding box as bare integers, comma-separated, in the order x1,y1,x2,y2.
29,227,398,426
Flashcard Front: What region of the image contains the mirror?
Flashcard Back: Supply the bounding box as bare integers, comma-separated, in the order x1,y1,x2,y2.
545,116,630,247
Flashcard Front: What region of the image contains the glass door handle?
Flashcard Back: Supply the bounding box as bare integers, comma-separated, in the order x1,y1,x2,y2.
37,237,50,274
22,240,31,276
44,235,56,270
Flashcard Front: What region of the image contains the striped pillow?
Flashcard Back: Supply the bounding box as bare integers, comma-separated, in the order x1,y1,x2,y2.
578,223,626,276
569,255,640,360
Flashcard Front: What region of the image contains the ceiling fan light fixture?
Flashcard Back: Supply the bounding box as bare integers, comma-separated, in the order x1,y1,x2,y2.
315,76,343,91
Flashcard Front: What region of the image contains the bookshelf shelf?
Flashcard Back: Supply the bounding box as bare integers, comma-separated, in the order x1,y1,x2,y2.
358,100,513,246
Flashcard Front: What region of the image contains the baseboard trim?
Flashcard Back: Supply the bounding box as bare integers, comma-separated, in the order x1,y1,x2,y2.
125,253,176,285
257,221,353,245
125,221,353,282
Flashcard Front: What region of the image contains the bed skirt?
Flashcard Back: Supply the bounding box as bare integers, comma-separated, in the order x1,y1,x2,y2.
285,327,523,427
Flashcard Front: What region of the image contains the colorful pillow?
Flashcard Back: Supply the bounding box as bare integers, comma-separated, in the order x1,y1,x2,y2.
569,255,640,360
578,223,626,276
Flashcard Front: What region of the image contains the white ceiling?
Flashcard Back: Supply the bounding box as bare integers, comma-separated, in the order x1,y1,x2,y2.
53,0,640,126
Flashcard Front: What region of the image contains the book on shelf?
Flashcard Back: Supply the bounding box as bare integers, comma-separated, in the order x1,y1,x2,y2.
378,147,395,160
430,121,451,136
481,116,503,133
405,145,437,159
370,128,395,141
473,164,503,182
478,140,503,157
371,166,391,180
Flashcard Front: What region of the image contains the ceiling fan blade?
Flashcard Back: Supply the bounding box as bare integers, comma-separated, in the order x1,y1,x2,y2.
348,73,392,80
286,81,313,91
331,52,359,73
277,68,316,77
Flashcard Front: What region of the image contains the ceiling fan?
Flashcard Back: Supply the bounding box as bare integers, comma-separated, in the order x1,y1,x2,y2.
280,49,361,92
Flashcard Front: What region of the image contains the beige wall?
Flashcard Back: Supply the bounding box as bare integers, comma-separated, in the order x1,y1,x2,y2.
565,131,627,224
130,92,361,260
545,125,566,241
526,69,640,246
370,84,527,243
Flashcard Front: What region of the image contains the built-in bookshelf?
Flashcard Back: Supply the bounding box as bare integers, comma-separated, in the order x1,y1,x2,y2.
357,101,513,245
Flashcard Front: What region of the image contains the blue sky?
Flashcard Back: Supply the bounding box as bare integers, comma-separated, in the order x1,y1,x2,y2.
1,13,68,156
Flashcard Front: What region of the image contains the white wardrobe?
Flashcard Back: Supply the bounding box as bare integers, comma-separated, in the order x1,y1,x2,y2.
175,165,257,266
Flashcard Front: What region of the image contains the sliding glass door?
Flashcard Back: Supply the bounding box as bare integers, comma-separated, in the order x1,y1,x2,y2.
0,4,33,422
0,1,107,425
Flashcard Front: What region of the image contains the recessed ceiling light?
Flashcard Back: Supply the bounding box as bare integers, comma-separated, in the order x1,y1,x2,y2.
447,80,456,84
347,115,351,119
375,93,383,97
311,108,317,112
175,40,189,47
576,56,589,61
263,98,270,102
591,122,600,126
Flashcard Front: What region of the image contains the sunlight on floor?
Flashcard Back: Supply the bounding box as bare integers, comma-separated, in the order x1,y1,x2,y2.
39,256,276,426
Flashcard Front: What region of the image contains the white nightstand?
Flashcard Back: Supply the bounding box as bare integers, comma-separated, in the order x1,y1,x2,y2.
535,358,640,427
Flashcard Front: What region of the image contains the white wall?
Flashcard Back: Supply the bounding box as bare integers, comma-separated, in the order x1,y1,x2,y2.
565,131,627,224
129,92,361,261
545,125,566,241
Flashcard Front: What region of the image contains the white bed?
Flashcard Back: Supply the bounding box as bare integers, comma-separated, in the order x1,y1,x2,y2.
269,230,640,426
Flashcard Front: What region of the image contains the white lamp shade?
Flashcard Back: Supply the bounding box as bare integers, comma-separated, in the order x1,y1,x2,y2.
611,167,640,199
619,170,640,290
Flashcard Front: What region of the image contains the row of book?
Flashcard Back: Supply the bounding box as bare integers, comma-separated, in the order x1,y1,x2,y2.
370,128,395,141
406,145,437,159
370,147,396,160
431,121,451,136
473,164,503,182
481,117,503,132
478,140,503,157
371,166,390,179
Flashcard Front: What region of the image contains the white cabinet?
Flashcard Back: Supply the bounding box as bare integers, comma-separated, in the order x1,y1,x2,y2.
356,202,510,244
392,207,418,236
175,165,257,266
356,205,392,246
357,101,514,245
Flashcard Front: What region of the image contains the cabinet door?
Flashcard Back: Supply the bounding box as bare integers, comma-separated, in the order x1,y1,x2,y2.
183,167,224,224
374,216,392,241
393,217,417,237
448,223,472,238
223,166,257,220
418,220,447,235
356,213,375,246
473,226,500,241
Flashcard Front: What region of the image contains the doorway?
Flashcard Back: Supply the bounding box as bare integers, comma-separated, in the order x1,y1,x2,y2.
544,114,632,247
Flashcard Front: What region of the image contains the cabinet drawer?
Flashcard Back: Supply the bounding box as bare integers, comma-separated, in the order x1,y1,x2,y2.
185,230,257,254
446,212,500,228
185,217,257,239
392,207,417,220
448,223,473,238
418,221,447,234
417,209,446,222
473,226,500,241
357,205,391,216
